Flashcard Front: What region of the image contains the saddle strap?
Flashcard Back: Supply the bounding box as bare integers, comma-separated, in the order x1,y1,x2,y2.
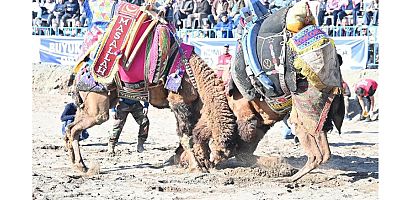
278,30,291,96
314,92,335,134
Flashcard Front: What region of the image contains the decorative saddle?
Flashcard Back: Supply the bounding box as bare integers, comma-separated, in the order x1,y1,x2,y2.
231,1,341,115
73,0,195,101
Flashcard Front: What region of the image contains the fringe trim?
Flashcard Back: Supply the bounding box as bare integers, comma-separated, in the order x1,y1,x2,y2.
293,57,326,90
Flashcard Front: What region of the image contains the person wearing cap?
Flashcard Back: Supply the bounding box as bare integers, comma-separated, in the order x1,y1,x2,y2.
213,11,234,38
108,98,150,155
215,44,232,83
354,78,378,121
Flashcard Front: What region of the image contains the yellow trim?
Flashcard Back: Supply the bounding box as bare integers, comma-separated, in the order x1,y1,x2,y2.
293,57,327,91
122,12,148,59
125,19,158,69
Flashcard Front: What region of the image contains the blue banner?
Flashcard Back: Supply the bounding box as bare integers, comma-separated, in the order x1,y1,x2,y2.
332,36,369,70
39,36,84,65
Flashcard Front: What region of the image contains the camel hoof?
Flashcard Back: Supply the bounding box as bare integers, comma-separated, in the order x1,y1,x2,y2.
73,163,88,173
163,155,178,166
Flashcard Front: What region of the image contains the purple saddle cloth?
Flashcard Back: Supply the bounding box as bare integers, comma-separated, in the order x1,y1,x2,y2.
76,64,107,92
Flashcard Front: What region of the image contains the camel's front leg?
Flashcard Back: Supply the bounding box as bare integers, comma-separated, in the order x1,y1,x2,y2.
69,111,109,173
289,127,329,182
168,100,202,171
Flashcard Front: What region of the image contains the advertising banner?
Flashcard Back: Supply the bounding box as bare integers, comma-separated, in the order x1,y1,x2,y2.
330,37,369,70
190,37,369,70
39,36,84,66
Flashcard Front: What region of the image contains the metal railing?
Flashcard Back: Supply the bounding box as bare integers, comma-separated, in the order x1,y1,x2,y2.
32,25,379,68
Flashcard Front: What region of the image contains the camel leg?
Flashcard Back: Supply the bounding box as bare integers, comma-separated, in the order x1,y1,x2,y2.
192,117,213,171
289,127,324,182
68,110,109,173
315,130,331,164
168,101,202,171
64,121,78,164
163,143,184,166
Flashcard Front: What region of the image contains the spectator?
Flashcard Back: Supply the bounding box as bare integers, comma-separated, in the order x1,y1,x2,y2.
78,0,87,26
33,0,43,20
61,0,80,27
42,0,56,26
214,12,234,38
185,0,211,29
108,98,150,155
47,0,66,27
363,0,379,26
326,0,341,26
317,0,328,26
215,44,232,80
354,78,378,121
70,19,84,36
352,0,361,25
330,0,351,27
49,18,64,35
60,102,89,141
228,0,246,27
173,0,194,29
269,0,294,13
208,0,229,27
32,17,45,35
342,81,351,120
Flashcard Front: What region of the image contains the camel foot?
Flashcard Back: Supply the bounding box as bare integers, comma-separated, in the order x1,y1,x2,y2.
273,177,293,183
163,154,180,166
72,162,88,173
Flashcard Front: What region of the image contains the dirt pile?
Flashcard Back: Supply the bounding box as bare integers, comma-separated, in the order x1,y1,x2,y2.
32,63,74,94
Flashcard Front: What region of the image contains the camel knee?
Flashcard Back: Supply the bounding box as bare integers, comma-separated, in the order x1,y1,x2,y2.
95,112,109,125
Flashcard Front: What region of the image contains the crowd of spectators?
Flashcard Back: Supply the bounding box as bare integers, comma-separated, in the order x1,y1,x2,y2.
32,0,87,36
32,0,379,38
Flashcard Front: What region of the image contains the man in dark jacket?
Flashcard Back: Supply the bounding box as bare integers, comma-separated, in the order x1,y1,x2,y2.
61,0,80,27
185,0,211,28
47,0,66,27
108,98,150,155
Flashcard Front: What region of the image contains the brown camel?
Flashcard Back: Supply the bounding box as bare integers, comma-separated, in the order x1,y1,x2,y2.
187,3,346,182
65,53,238,175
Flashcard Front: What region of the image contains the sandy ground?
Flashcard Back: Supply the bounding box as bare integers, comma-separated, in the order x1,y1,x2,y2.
32,64,379,199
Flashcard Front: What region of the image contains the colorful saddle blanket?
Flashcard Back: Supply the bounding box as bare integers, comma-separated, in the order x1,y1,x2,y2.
288,25,342,93
76,63,107,92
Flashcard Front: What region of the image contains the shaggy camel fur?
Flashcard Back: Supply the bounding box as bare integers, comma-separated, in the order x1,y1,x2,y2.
64,54,238,174
189,85,345,181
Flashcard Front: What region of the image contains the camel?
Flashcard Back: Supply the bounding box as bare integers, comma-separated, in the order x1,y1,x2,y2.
66,53,238,175
64,1,237,175
186,4,346,182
